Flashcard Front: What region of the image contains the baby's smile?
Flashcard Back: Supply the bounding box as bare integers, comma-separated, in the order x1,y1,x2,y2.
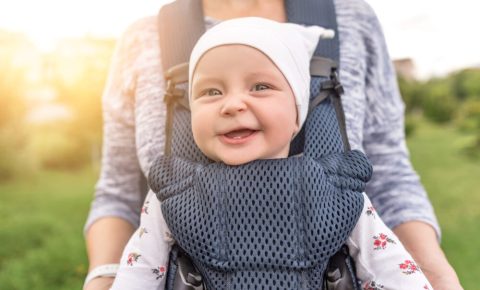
219,128,259,145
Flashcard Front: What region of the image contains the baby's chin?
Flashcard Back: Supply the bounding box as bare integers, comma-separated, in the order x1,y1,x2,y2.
210,155,255,166
208,153,288,166
204,152,256,166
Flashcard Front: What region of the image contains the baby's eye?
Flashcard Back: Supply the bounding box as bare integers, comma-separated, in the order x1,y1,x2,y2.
204,89,222,96
252,83,270,91
208,89,221,96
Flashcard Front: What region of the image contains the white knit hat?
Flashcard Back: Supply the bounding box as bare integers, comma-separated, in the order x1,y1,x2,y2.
188,17,334,129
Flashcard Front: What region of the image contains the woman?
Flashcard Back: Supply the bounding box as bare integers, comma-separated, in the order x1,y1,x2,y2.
84,0,462,289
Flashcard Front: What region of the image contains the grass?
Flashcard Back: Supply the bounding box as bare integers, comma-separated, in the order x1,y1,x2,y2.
0,120,477,289
407,121,480,288
0,168,97,290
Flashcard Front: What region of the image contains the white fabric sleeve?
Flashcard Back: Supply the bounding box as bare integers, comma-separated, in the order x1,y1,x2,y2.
111,191,174,290
347,193,434,289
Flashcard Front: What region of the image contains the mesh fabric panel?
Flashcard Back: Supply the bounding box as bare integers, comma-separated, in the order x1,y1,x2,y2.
148,74,372,289
149,150,371,289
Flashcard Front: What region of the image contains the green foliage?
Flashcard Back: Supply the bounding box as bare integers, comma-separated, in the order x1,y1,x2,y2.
0,125,35,180
450,69,480,101
397,76,424,113
29,122,91,169
456,99,480,155
456,99,480,133
0,34,32,180
50,38,115,150
404,115,417,137
398,68,480,151
0,34,115,175
420,78,458,123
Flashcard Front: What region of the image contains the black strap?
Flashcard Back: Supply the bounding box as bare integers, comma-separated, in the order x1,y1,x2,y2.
286,0,350,152
158,0,205,72
158,0,205,155
159,0,340,68
285,0,339,62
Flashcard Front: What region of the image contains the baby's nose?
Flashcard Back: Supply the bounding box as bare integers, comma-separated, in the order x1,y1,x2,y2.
220,95,247,115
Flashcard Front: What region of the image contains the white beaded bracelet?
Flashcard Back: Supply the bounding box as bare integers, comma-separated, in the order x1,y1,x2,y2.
83,264,119,289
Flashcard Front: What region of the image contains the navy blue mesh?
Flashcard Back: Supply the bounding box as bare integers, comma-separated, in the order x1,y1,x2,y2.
170,107,209,163
149,152,371,289
304,76,344,158
149,49,372,290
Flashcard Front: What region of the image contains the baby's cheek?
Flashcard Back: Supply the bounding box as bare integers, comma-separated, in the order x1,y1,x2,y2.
191,119,217,160
191,124,207,153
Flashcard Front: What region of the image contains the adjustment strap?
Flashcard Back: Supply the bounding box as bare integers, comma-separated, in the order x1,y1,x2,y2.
308,90,350,152
331,91,351,152
163,63,190,156
327,69,350,152
308,91,330,115
309,65,351,152
158,0,204,156
310,56,337,77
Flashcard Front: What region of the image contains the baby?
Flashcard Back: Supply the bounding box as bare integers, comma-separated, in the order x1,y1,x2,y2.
111,17,433,290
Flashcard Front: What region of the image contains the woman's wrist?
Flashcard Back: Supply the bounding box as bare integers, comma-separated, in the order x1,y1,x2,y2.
393,221,463,290
422,266,463,290
85,217,134,290
83,276,115,290
84,264,119,289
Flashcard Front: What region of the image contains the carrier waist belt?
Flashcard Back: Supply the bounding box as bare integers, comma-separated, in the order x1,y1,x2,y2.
148,150,372,289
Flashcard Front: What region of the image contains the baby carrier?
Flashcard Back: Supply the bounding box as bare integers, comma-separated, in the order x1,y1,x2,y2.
147,0,373,289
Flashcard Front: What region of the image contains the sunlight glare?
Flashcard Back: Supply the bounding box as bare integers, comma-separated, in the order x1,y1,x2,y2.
0,0,165,51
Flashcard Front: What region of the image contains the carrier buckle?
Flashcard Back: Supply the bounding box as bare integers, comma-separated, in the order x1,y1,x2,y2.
164,62,189,109
322,68,344,96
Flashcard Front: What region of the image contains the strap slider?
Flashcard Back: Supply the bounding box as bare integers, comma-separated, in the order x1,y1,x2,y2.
320,68,344,96
330,68,344,96
164,80,186,104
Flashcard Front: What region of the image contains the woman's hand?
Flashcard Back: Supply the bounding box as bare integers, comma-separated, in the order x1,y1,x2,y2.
394,221,463,290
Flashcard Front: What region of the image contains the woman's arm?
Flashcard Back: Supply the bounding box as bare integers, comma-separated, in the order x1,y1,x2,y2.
393,222,462,290
83,19,149,290
85,218,135,290
357,2,462,288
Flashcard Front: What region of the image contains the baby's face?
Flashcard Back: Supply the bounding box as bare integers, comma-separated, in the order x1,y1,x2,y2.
190,44,299,165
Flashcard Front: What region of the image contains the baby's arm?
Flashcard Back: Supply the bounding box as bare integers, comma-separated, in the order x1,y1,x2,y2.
346,193,433,289
111,191,173,290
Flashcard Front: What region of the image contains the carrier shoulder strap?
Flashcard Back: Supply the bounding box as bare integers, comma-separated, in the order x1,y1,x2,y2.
285,0,339,61
158,0,338,69
158,0,205,72
285,0,349,151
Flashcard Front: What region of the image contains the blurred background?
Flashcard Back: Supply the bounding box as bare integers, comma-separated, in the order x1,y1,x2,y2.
0,0,479,289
